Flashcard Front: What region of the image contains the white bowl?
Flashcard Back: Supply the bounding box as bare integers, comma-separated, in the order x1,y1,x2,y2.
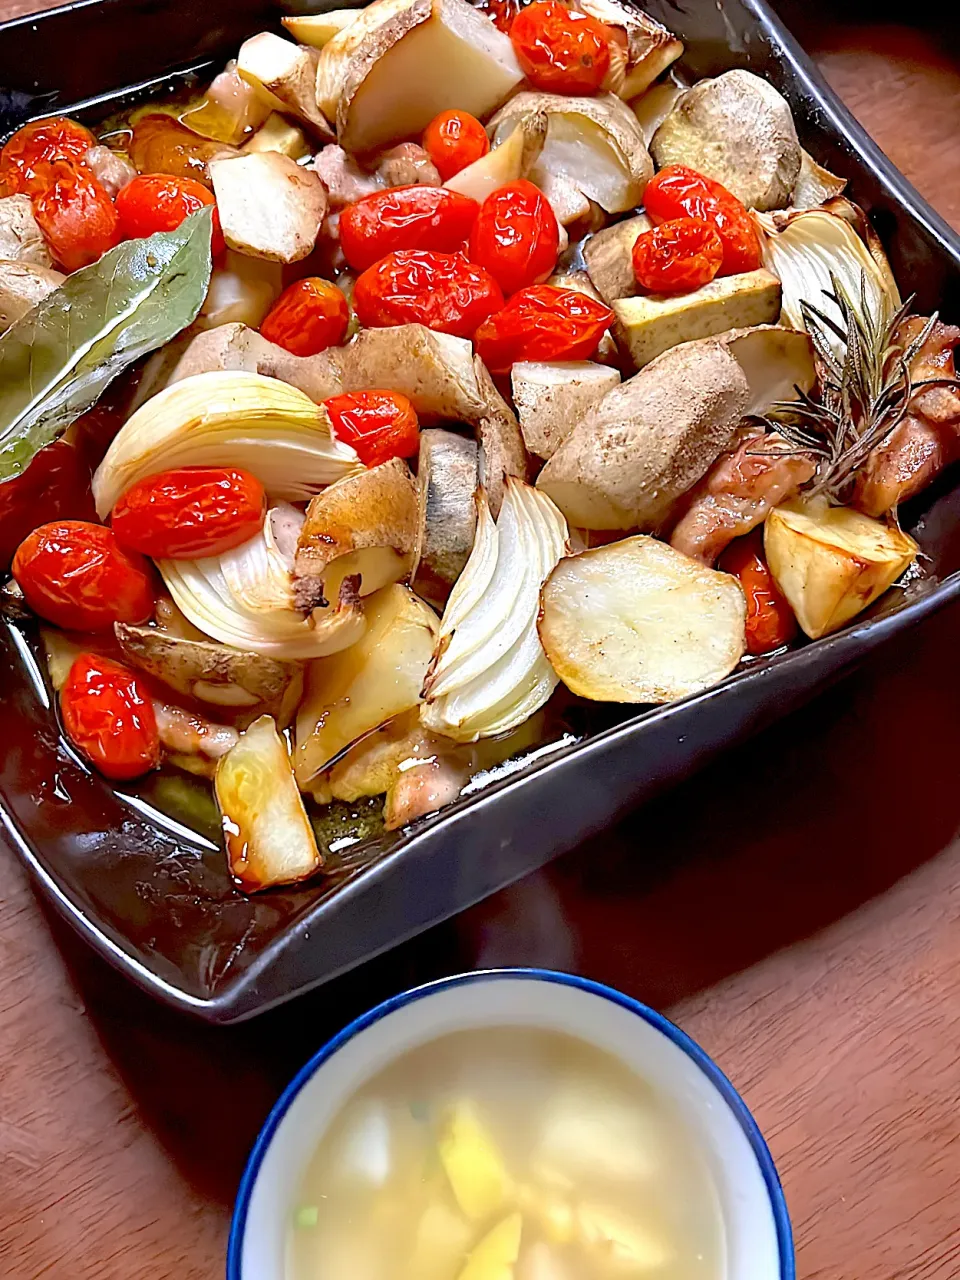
228,969,793,1280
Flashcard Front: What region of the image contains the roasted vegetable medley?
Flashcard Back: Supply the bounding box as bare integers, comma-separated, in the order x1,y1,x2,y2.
1,0,957,891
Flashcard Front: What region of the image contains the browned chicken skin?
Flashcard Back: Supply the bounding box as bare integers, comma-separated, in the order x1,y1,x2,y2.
853,317,960,517
669,430,815,566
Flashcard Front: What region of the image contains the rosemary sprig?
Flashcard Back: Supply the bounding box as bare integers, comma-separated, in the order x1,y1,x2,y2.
752,272,957,503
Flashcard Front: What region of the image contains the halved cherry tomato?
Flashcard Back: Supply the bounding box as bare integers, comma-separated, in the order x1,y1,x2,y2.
0,116,94,196
632,217,724,294
718,528,797,655
115,172,225,254
325,391,420,468
260,278,350,357
0,434,96,571
32,160,121,271
12,521,154,632
473,284,613,373
339,186,480,272
61,653,160,780
353,250,504,338
509,0,612,95
111,467,266,560
468,179,560,296
422,110,490,181
643,165,763,277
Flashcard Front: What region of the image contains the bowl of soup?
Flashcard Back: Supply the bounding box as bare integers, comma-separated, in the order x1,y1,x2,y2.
228,970,792,1280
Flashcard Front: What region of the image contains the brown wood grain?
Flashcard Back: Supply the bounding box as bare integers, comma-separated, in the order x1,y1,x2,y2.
1,9,960,1280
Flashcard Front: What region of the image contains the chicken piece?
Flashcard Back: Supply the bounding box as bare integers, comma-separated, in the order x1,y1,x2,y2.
0,194,55,267
383,751,470,829
670,430,815,565
854,318,960,517
376,143,441,188
312,143,383,209
83,146,136,199
0,260,64,331
209,152,327,262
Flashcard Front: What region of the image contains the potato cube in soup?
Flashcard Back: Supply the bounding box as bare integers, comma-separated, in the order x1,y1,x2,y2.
439,1101,511,1221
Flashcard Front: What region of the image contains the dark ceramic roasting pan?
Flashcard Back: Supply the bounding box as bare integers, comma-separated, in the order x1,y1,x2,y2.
1,0,959,1023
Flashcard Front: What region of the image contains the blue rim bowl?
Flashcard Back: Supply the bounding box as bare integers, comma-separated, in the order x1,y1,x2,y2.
228,968,794,1280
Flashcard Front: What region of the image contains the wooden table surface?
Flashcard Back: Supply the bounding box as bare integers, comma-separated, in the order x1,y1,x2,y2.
3,7,960,1279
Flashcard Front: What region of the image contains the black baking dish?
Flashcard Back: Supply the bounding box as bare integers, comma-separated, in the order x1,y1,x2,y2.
1,0,959,1022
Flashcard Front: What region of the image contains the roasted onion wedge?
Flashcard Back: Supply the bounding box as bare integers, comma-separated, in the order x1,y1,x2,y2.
539,536,746,703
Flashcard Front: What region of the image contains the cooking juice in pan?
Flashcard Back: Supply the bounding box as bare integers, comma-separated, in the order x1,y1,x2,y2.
288,1026,723,1280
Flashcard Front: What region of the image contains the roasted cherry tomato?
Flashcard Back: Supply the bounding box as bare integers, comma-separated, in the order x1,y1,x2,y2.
260,278,350,357
32,160,121,271
339,186,480,272
115,172,225,254
473,284,613,373
509,0,612,95
476,0,529,32
422,110,490,180
0,434,96,571
631,217,724,294
643,165,763,277
12,521,154,632
718,528,797,655
128,115,224,188
0,116,94,196
325,391,420,468
111,467,266,560
60,653,160,780
353,250,504,338
468,179,560,296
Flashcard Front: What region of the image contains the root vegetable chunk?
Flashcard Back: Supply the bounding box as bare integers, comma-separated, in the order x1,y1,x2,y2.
413,428,479,605
539,536,746,703
0,261,64,332
210,153,327,263
0,195,55,267
511,361,621,460
237,32,332,137
651,70,801,211
316,0,523,156
611,268,781,371
764,497,918,639
582,213,651,305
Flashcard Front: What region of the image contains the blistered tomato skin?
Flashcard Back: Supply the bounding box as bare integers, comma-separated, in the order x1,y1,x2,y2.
111,467,267,560
643,165,763,277
61,653,160,781
115,173,225,254
718,529,797,655
0,116,95,196
325,391,420,468
12,521,155,632
353,250,504,338
339,186,480,272
32,161,122,272
509,0,612,95
260,278,350,357
422,110,490,180
632,217,724,294
0,435,96,570
468,180,559,297
473,285,613,374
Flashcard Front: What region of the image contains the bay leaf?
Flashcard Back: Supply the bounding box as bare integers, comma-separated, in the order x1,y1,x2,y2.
0,206,214,482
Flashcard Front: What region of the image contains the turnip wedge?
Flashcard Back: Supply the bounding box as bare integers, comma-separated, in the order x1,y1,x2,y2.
539,536,746,703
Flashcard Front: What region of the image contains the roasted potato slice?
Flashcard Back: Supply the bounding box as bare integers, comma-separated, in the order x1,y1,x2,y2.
764,498,918,639
582,213,651,305
209,152,327,263
539,536,746,702
236,32,332,137
444,115,545,204
282,9,363,48
114,623,301,720
651,70,801,211
216,714,323,891
473,356,529,517
511,361,621,460
412,428,479,606
294,457,419,610
0,260,64,332
198,251,283,330
241,113,311,159
294,584,439,784
315,0,523,155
